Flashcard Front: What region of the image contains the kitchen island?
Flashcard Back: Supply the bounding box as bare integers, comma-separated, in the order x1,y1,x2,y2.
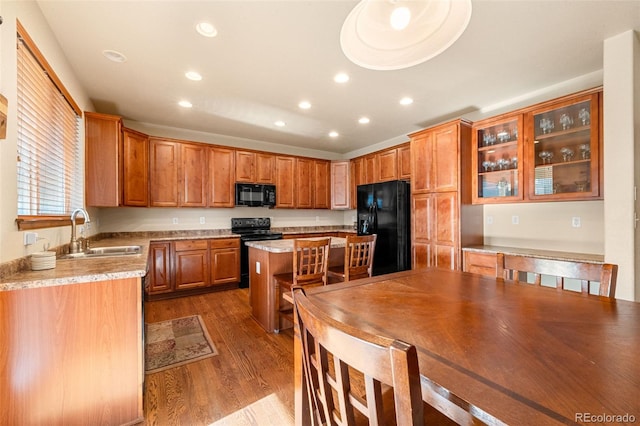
246,237,346,333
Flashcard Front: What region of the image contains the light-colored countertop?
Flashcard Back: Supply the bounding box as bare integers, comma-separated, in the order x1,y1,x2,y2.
462,245,604,264
246,237,346,253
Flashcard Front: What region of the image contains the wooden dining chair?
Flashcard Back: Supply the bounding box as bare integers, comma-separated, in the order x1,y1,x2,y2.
292,287,426,425
328,234,377,283
496,253,618,298
273,238,331,332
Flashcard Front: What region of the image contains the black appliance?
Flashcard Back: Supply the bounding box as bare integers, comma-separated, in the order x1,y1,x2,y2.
235,183,276,207
357,180,410,276
231,217,283,288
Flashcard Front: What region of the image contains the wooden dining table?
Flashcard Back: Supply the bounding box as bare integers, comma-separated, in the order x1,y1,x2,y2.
293,268,640,425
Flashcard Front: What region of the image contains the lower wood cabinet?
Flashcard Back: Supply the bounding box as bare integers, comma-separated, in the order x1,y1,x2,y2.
146,238,240,299
463,250,498,277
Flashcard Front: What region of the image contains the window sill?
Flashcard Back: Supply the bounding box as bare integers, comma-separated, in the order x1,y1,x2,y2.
16,216,85,231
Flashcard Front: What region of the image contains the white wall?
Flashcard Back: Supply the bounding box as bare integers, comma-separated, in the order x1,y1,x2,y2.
0,2,95,263
603,30,639,302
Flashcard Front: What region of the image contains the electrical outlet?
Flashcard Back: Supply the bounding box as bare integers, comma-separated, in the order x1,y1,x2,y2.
512,215,519,225
24,232,38,246
199,217,205,224
486,215,494,225
256,261,261,274
572,217,581,228
172,217,178,225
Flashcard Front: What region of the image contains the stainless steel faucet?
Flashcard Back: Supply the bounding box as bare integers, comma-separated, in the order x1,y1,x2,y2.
69,208,90,254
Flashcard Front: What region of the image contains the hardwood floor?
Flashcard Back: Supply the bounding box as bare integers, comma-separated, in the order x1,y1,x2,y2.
143,288,295,425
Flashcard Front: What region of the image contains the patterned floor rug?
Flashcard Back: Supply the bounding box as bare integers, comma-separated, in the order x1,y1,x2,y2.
145,315,218,374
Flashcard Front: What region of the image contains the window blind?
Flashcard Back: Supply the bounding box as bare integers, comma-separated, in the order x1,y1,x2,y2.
16,30,82,217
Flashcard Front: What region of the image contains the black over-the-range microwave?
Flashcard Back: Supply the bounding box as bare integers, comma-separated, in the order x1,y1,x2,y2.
235,183,276,207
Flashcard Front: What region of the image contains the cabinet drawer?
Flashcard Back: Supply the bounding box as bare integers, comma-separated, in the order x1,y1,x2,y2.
174,239,208,251
463,251,497,277
209,238,240,249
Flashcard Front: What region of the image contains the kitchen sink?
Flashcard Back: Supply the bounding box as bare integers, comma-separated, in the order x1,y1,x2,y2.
61,245,142,259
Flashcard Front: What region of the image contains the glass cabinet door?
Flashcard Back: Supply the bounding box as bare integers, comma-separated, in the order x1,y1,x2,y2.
526,93,599,200
472,115,524,203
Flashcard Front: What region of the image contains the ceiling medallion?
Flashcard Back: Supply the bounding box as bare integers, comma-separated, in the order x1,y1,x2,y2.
340,0,472,71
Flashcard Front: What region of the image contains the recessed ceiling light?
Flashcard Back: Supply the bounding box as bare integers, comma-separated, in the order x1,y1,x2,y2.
400,97,414,106
298,101,311,110
329,131,339,138
274,120,286,127
102,49,127,63
334,73,350,84
358,117,370,124
178,100,193,108
185,71,202,81
196,22,218,38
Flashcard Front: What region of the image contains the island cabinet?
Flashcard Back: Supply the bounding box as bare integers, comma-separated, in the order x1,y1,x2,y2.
0,278,144,425
410,119,483,270
235,150,275,184
208,147,235,208
146,238,241,300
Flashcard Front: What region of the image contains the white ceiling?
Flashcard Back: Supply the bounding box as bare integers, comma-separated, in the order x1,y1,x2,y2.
37,0,640,154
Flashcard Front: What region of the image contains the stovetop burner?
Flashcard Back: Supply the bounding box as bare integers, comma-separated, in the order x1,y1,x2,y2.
231,217,282,238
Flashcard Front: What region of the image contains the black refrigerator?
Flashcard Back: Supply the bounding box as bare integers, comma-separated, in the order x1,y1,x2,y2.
357,180,411,276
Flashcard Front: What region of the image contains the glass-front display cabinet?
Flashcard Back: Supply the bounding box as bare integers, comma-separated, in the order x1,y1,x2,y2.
472,114,524,203
526,93,600,200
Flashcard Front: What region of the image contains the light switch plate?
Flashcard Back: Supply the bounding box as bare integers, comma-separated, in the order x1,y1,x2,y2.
572,217,581,228
512,215,519,225
256,261,261,274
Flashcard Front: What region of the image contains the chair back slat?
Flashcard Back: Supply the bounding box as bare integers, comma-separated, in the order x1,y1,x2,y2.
294,238,331,286
496,253,618,298
345,234,377,281
293,288,424,425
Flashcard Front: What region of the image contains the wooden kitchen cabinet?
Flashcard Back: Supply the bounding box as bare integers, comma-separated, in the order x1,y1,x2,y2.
276,156,296,208
1,278,143,425
235,150,275,183
314,159,331,209
174,240,210,290
209,147,235,207
410,119,483,271
472,114,524,203
364,154,377,184
377,148,398,182
397,143,411,180
296,157,314,209
147,242,173,295
180,142,207,207
350,156,365,209
210,238,240,285
463,250,497,277
149,138,179,207
122,128,149,206
331,160,350,210
525,91,601,201
85,112,122,207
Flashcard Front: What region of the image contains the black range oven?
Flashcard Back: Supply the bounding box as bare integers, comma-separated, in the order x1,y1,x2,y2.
231,217,283,288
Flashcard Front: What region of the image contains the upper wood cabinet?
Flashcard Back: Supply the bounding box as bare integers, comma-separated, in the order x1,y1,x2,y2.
296,158,314,209
121,128,149,207
331,161,350,210
85,112,122,207
472,114,524,204
377,149,398,182
525,91,601,201
180,143,207,207
208,147,235,208
411,120,466,193
350,157,365,209
364,154,377,184
314,160,331,209
149,138,179,207
397,143,411,180
276,156,296,208
235,150,275,183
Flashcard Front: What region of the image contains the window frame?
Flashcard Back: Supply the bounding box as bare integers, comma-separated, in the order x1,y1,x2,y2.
15,20,83,231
